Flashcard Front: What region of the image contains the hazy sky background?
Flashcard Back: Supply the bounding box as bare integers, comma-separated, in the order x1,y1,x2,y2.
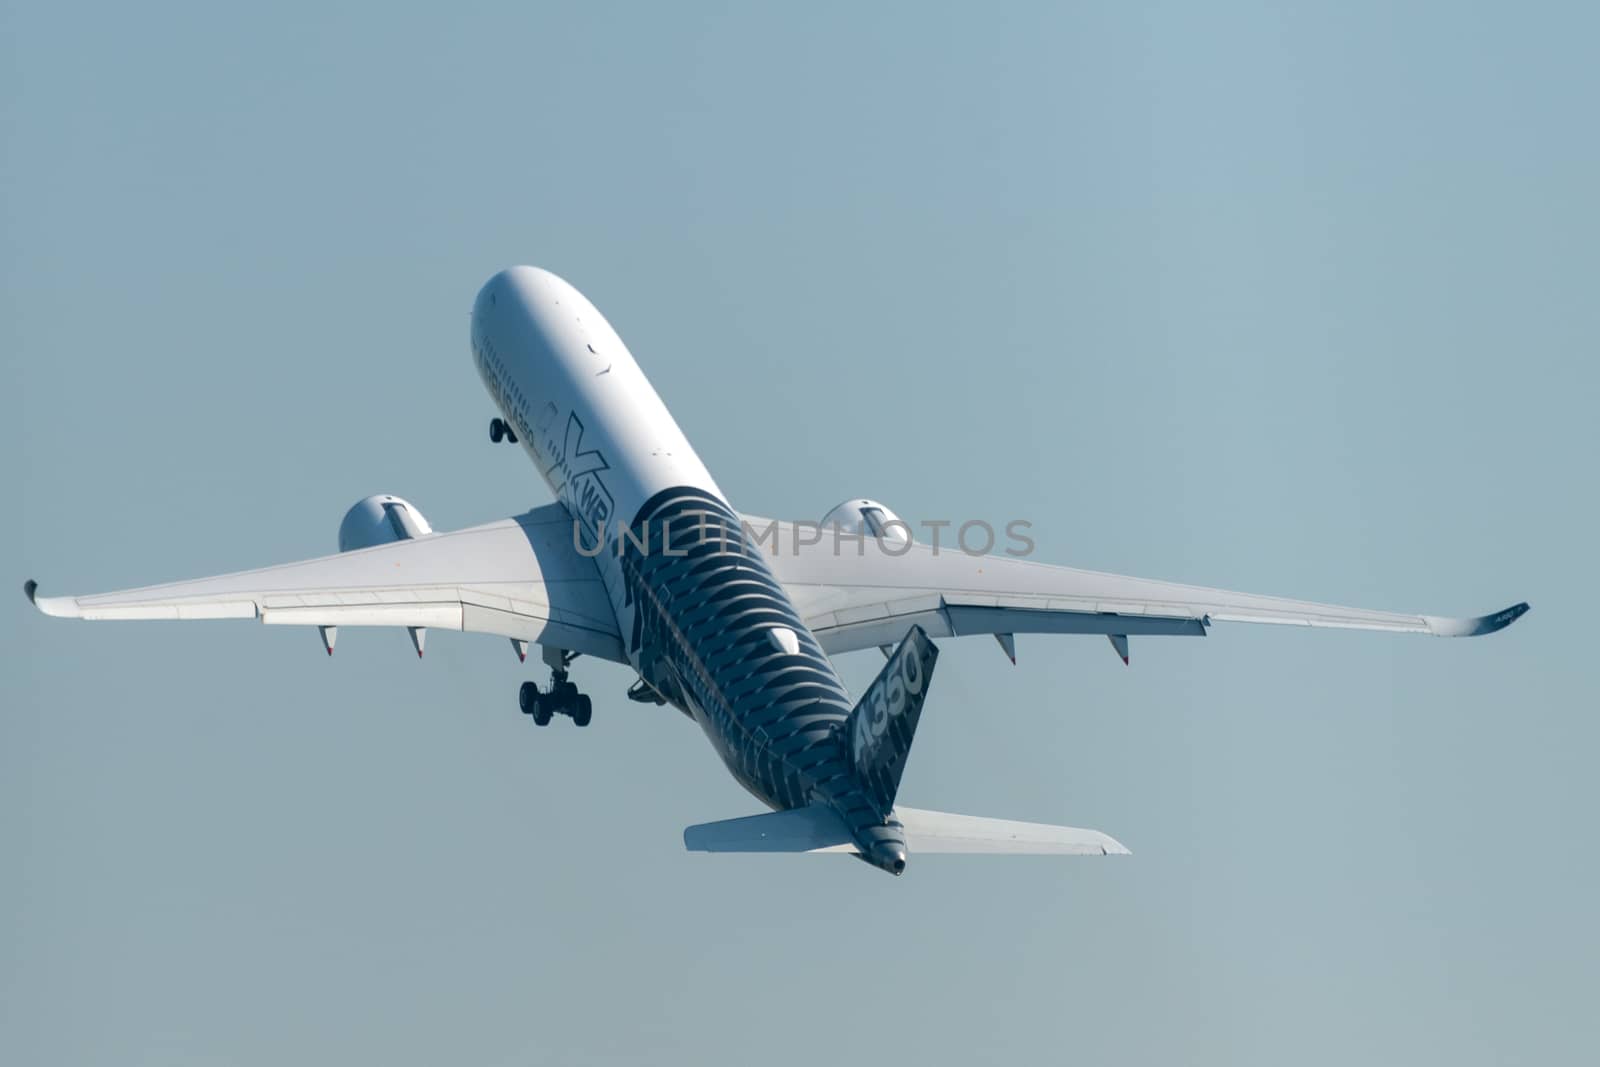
4,3,1596,1064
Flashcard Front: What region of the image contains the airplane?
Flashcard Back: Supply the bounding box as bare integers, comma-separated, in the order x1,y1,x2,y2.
23,266,1530,875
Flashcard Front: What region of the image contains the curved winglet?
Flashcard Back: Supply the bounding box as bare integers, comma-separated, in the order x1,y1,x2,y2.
23,580,83,619
1422,601,1530,637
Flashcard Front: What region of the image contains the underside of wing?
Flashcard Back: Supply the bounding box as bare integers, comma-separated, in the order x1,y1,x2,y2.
745,516,1528,656
25,503,626,663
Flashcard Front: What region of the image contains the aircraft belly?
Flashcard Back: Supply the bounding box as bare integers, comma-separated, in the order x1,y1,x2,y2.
619,486,858,813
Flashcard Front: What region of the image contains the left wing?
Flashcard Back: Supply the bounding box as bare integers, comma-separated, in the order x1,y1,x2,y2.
746,517,1528,658
25,503,626,663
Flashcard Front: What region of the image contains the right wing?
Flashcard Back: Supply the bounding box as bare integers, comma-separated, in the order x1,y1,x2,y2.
25,502,626,663
747,517,1528,657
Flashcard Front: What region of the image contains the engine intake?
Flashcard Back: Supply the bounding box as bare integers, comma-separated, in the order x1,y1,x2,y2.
338,494,434,552
820,498,912,548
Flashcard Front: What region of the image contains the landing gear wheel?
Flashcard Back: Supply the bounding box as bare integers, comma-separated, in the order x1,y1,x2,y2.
532,659,589,728
489,417,506,443
521,681,553,725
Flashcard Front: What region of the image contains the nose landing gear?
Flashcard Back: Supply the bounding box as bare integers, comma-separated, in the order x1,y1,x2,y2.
489,417,518,444
518,650,591,727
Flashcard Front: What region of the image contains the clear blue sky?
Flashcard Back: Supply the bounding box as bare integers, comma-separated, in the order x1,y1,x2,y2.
5,3,1595,1064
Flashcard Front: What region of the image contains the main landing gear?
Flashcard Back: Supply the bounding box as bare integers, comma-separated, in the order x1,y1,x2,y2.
518,650,591,727
489,417,518,444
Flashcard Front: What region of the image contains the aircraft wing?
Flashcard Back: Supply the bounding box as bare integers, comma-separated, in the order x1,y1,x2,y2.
746,517,1529,659
25,502,626,663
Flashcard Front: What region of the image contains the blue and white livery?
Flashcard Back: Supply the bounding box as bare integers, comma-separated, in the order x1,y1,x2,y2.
24,266,1530,875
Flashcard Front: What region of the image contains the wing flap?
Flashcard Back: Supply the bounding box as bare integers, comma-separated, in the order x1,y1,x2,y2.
260,602,466,629
45,599,261,621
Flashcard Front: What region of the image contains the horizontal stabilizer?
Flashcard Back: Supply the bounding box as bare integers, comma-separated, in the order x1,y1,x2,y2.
683,806,854,853
895,806,1130,855
684,804,1128,857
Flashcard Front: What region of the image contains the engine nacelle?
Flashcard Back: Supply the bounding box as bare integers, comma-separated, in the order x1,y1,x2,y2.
820,498,913,548
338,494,434,552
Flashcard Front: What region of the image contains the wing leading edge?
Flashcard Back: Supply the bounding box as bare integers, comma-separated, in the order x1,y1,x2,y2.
24,503,626,663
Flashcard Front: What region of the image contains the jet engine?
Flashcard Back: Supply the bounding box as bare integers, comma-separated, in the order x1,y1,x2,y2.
338,494,435,552
820,498,912,548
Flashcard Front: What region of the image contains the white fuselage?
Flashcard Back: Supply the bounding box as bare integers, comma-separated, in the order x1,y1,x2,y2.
471,268,719,548
470,266,726,646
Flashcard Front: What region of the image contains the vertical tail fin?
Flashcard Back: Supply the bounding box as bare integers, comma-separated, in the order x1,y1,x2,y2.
847,625,939,813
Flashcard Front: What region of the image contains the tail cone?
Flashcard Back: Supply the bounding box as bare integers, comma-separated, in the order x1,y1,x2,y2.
870,841,908,876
